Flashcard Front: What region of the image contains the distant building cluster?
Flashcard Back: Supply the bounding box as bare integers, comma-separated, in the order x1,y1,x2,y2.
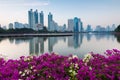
68,17,83,32
28,9,67,32
0,9,116,32
95,24,116,32
47,12,66,32
28,9,44,31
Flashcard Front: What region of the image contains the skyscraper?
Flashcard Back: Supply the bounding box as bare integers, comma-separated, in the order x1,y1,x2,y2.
28,9,34,29
73,17,83,32
48,12,53,31
80,21,84,32
68,19,74,32
40,11,44,26
74,17,80,32
34,9,38,24
49,20,58,31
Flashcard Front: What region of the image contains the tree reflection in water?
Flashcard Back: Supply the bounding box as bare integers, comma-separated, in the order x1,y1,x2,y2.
114,34,120,43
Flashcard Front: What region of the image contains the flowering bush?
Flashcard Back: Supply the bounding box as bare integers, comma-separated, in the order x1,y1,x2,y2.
0,49,120,80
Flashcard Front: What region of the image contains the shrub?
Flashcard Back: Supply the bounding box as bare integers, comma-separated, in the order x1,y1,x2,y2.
0,49,120,80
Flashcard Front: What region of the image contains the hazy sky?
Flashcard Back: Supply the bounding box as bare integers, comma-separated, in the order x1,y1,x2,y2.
0,0,120,28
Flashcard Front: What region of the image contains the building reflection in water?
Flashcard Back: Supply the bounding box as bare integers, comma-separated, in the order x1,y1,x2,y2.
93,33,115,41
9,37,15,43
114,34,120,43
48,37,57,52
8,37,31,44
15,37,31,44
0,38,7,43
68,33,83,48
3,33,118,56
48,37,66,52
29,37,46,55
85,33,92,41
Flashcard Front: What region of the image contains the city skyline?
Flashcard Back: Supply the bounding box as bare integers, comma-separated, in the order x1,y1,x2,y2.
0,0,120,28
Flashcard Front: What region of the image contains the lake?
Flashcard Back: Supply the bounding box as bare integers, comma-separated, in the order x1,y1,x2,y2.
0,33,120,59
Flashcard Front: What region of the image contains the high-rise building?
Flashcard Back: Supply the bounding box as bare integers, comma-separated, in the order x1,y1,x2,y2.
111,24,116,31
49,20,58,31
68,19,74,32
34,10,38,24
86,25,93,32
106,25,111,31
40,11,44,26
48,12,53,31
68,18,83,32
74,17,80,32
80,21,84,32
28,9,34,29
14,22,24,29
8,23,14,29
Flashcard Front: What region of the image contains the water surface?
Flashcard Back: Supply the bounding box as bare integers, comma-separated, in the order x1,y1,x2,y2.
0,33,120,59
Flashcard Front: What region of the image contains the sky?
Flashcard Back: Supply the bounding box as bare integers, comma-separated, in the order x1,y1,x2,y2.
0,0,120,28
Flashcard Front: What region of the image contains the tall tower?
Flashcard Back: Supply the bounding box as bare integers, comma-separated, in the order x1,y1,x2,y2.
73,17,83,32
79,19,83,32
48,12,53,31
80,21,84,32
40,11,44,26
74,17,79,32
28,9,34,29
68,19,74,32
34,9,38,24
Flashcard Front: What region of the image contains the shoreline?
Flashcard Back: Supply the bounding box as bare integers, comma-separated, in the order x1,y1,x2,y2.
0,32,119,37
0,33,73,37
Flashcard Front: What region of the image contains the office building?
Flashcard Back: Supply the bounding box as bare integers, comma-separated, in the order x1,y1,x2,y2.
95,25,106,32
74,17,80,32
106,25,111,31
86,25,93,32
15,22,24,29
14,22,24,29
111,24,116,31
48,12,53,31
28,9,35,29
40,11,44,26
34,10,38,24
9,23,14,29
80,21,84,32
68,19,74,32
49,20,58,31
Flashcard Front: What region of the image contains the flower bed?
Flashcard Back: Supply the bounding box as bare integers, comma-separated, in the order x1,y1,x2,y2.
0,49,120,80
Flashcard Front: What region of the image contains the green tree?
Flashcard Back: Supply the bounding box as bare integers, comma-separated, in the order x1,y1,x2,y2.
115,25,120,32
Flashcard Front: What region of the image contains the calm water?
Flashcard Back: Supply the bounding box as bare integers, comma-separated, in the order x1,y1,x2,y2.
0,33,120,59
